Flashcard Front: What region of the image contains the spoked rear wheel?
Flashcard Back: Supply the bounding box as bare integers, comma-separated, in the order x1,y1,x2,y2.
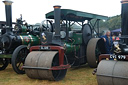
0,58,8,70
12,45,29,74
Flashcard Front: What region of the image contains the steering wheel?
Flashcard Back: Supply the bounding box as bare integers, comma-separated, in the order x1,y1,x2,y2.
40,20,53,32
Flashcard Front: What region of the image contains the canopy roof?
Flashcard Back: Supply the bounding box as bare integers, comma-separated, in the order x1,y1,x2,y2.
46,9,108,22
111,28,121,33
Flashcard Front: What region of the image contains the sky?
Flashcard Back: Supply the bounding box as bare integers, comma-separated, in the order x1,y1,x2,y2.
0,0,121,24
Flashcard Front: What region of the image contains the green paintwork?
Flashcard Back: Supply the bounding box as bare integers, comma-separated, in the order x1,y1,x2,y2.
31,35,40,45
72,33,82,44
65,33,82,54
21,35,40,45
21,25,27,34
0,54,11,58
65,43,80,54
46,9,108,21
0,35,40,59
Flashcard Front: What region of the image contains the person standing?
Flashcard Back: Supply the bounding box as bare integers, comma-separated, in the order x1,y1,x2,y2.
102,30,113,54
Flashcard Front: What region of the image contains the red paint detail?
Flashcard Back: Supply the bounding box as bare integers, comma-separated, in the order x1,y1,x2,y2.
99,54,110,62
49,64,71,70
42,41,47,44
30,46,40,52
30,46,66,66
24,36,30,43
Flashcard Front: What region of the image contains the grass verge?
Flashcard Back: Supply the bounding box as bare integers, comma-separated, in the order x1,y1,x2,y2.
0,64,97,85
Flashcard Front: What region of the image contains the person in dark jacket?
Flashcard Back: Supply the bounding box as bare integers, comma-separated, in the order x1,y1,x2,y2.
101,30,113,54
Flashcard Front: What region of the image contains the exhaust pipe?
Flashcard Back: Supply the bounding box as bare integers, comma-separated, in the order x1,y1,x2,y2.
121,0,128,44
53,5,61,40
3,0,13,34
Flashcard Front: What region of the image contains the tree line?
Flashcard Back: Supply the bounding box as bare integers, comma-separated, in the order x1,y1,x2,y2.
99,15,121,31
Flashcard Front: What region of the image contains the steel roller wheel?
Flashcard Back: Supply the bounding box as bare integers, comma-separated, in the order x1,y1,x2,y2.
86,38,105,68
25,51,68,81
11,45,29,74
0,58,8,70
96,60,128,85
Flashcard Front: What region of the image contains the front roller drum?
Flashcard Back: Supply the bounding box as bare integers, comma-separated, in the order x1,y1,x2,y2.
24,51,67,81
96,60,128,85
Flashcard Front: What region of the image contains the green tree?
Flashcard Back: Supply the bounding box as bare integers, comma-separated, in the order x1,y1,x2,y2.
99,15,121,31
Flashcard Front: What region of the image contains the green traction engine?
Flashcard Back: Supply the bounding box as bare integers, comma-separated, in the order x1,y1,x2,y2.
0,0,40,74
23,6,107,81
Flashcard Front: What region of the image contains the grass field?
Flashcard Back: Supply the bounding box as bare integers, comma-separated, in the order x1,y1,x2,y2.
0,64,98,85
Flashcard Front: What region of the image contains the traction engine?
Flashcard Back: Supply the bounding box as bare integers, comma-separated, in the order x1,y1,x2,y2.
0,0,40,74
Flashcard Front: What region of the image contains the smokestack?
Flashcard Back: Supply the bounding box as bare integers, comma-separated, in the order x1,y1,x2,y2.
3,0,13,27
121,0,128,43
53,5,61,40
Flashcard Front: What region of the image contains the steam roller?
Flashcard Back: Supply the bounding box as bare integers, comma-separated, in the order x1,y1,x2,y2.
96,0,128,85
23,4,107,81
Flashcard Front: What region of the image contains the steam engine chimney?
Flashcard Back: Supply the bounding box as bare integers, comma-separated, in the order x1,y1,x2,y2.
53,5,61,40
3,0,13,28
121,0,128,43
